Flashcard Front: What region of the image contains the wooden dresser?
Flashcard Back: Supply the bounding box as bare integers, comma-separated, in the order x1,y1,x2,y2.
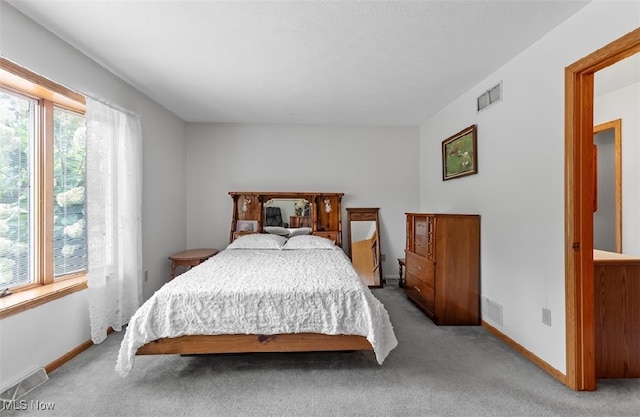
594,249,640,378
404,213,480,325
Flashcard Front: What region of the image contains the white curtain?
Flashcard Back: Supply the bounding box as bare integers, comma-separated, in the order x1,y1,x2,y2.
85,97,143,344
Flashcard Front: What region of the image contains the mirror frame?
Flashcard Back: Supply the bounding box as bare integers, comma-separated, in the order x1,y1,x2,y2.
346,208,383,288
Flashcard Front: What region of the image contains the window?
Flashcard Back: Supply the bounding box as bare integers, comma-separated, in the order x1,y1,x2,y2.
0,59,86,294
53,107,87,276
0,91,35,289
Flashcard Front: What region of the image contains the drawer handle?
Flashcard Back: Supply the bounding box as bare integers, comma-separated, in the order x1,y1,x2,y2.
414,286,421,292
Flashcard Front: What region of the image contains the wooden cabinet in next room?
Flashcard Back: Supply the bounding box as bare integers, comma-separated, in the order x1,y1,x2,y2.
404,213,480,325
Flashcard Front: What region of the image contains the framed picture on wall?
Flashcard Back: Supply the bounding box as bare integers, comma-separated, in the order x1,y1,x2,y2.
442,124,478,181
236,220,258,232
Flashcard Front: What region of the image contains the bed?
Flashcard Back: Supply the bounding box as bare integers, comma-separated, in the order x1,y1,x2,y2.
116,233,398,377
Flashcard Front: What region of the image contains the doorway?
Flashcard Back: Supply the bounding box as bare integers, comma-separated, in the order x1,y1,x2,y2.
593,120,622,253
565,28,640,391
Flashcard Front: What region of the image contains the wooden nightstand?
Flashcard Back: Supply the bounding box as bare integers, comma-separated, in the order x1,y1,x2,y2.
168,248,218,280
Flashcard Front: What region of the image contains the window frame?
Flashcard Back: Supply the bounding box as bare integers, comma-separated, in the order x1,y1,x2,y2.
0,58,87,318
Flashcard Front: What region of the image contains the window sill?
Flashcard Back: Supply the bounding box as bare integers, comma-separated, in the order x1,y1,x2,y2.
0,275,87,320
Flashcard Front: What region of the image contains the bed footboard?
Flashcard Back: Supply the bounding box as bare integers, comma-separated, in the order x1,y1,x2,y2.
136,333,372,355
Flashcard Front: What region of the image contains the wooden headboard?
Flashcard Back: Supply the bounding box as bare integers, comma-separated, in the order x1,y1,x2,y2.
228,192,344,247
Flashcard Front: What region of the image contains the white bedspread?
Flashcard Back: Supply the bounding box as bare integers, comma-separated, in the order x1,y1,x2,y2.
115,248,398,376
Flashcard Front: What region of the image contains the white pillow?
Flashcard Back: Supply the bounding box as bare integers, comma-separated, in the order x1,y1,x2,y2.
282,234,339,250
227,233,287,250
264,226,311,237
263,226,290,236
288,227,312,237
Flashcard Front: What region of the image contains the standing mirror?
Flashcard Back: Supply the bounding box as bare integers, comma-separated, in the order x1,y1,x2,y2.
346,208,383,287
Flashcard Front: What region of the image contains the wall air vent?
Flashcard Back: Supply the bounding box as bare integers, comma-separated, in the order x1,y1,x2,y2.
477,81,502,112
482,296,503,326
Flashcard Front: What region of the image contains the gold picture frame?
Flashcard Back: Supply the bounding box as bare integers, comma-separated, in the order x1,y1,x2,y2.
442,124,478,181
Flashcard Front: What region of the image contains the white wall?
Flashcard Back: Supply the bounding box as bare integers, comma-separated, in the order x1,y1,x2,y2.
0,3,187,390
594,81,640,256
419,0,639,374
185,123,419,279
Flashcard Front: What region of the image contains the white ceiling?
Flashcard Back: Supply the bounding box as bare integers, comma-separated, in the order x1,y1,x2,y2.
6,0,593,126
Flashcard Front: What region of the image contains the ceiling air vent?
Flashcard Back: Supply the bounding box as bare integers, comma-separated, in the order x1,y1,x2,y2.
477,81,502,112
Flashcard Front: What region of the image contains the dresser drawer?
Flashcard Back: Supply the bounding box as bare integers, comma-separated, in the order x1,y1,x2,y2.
405,271,435,315
406,251,428,280
413,216,429,237
413,216,434,258
313,231,338,244
414,235,428,257
405,270,421,290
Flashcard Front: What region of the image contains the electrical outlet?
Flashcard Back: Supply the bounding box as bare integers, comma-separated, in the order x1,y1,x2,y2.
381,253,386,262
542,307,552,326
144,270,149,282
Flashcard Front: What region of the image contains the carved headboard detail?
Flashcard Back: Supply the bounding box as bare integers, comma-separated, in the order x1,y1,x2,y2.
229,192,344,247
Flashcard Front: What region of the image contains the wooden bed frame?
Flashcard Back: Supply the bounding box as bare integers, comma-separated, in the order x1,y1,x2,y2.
135,191,374,358
136,333,372,355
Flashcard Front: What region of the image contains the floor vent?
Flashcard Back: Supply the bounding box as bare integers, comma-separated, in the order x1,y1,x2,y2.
477,81,502,112
0,368,48,402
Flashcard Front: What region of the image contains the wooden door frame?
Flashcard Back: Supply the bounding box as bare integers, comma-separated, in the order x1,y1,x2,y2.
593,119,623,253
564,27,640,391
